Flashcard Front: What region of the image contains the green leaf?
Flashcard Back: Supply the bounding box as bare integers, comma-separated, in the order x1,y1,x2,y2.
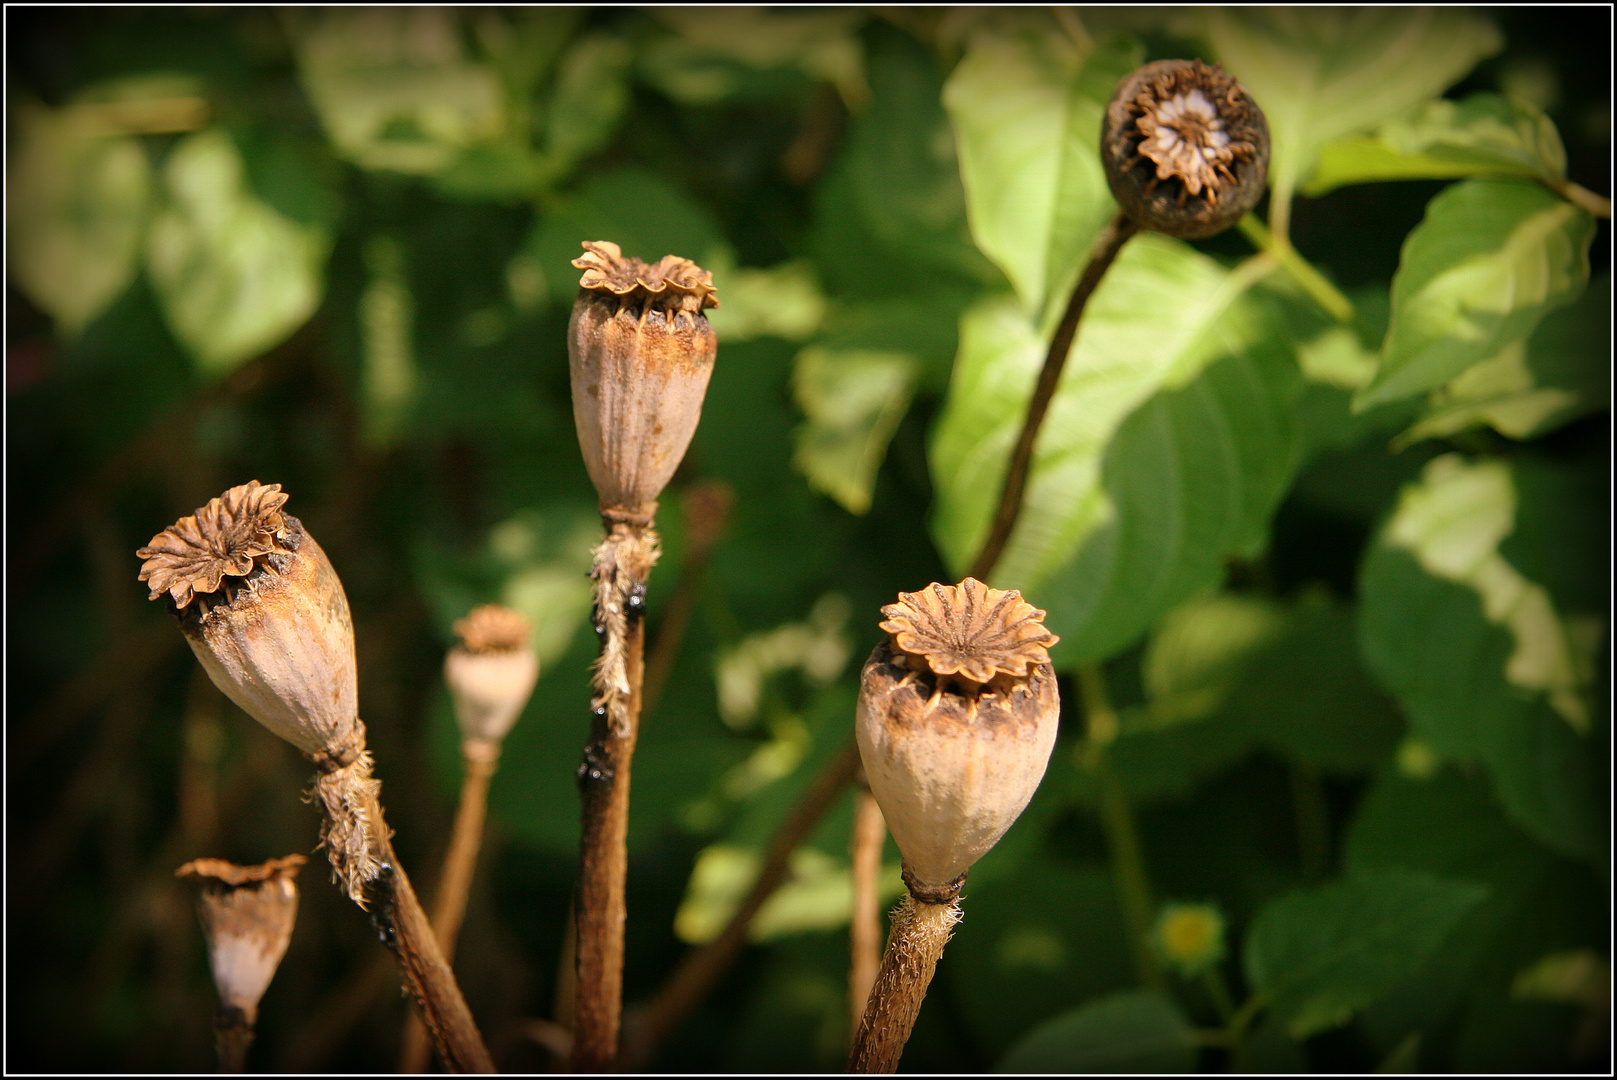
1397,271,1609,445
1206,8,1502,208
144,129,331,377
1358,179,1595,410
533,32,633,182
6,104,152,337
1140,592,1289,728
673,844,902,944
791,347,918,515
637,8,869,108
705,258,826,344
1305,92,1569,196
943,21,1140,325
1358,454,1605,861
1244,870,1488,1039
930,235,1287,597
995,990,1197,1073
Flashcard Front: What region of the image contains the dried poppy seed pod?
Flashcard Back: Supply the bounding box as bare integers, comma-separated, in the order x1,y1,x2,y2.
568,240,719,521
445,603,538,755
177,854,305,1070
136,481,358,758
855,578,1060,901
1101,59,1269,239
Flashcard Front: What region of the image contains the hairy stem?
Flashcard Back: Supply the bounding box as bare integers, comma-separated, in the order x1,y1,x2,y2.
572,522,658,1071
968,210,1138,582
846,895,962,1073
620,741,861,1070
398,747,499,1073
848,786,887,1043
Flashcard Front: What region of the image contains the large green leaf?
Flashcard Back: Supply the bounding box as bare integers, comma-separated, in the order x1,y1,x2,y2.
1305,92,1568,196
1205,8,1501,210
930,235,1289,598
1358,454,1604,862
943,19,1139,326
1244,871,1488,1038
792,347,918,515
995,990,1197,1073
1358,179,1595,410
6,104,152,337
144,129,331,377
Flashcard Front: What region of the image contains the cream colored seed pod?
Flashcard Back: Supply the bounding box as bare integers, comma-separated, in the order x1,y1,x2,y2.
856,578,1060,898
177,855,304,1033
136,481,358,758
445,603,538,753
568,240,719,520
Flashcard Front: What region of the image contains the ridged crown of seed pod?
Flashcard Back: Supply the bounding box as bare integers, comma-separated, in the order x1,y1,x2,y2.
137,482,358,757
856,578,1061,900
177,855,305,1018
1101,59,1270,239
568,240,719,521
444,603,539,751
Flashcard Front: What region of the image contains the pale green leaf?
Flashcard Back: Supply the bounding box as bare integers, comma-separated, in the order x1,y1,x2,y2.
6,104,152,336
1140,593,1289,728
943,22,1140,325
638,8,868,109
1305,92,1568,196
295,7,504,176
996,990,1197,1073
1206,8,1502,204
144,129,331,377
674,844,902,945
1244,871,1488,1039
536,33,633,179
930,234,1277,593
1358,179,1594,410
792,347,917,515
705,259,826,344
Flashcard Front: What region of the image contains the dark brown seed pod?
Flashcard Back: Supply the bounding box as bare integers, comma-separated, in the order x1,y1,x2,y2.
568,240,719,523
1101,59,1270,239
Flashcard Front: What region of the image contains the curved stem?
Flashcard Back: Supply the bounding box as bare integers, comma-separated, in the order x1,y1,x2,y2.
967,211,1139,582
1238,215,1354,323
848,786,887,1043
398,748,499,1073
1549,177,1611,219
846,895,962,1073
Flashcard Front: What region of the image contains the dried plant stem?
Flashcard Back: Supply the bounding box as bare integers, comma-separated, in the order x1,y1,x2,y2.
848,786,886,1042
967,211,1138,582
398,747,500,1073
620,741,862,1071
215,1005,255,1072
572,521,659,1072
347,789,495,1073
846,895,963,1073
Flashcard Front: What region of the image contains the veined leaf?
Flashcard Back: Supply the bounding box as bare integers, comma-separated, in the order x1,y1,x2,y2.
996,990,1197,1074
792,347,918,515
1244,871,1488,1039
1358,179,1594,410
1206,8,1502,210
943,19,1139,326
1305,92,1568,196
145,129,331,377
6,104,152,337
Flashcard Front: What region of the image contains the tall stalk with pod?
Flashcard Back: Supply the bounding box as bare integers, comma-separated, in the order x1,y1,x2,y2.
566,240,719,1071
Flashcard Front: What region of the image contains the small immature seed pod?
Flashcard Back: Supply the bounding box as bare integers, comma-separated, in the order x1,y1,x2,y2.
568,240,719,522
136,481,358,758
1101,59,1270,239
856,578,1060,901
176,855,305,1028
444,603,538,755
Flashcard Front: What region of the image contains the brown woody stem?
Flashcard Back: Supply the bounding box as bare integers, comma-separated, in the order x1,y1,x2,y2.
398,747,500,1073
968,211,1138,583
848,785,886,1044
846,895,962,1073
620,740,861,1071
214,1004,255,1072
571,522,658,1071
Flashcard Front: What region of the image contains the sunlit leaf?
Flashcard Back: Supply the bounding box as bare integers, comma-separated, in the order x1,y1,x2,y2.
144,129,330,376
1245,871,1488,1038
1305,92,1569,196
638,7,869,109
1206,8,1502,207
1140,592,1289,728
705,259,826,343
943,19,1139,325
1358,179,1594,410
996,990,1197,1073
6,104,152,337
674,844,901,944
792,348,918,515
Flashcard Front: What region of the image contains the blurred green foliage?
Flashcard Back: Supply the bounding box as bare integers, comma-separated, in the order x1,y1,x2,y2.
7,7,1607,1073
